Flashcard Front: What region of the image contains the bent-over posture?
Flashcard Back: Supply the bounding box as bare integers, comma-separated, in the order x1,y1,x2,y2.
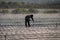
25,15,34,27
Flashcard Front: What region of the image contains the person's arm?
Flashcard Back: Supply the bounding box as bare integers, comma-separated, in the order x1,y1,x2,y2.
31,17,34,22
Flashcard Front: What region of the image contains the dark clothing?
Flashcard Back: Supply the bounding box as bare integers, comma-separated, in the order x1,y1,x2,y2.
25,21,30,27
25,15,34,27
25,15,31,21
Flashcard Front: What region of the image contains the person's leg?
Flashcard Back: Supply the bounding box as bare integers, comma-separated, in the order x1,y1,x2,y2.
28,21,31,27
25,21,27,27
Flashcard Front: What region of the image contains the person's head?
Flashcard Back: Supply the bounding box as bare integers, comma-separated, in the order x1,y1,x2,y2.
30,15,33,18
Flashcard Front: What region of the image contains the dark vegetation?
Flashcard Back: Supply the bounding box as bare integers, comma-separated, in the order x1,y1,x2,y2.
12,8,38,14
0,8,38,14
12,8,28,14
0,1,60,9
44,10,58,13
0,9,8,13
0,1,60,14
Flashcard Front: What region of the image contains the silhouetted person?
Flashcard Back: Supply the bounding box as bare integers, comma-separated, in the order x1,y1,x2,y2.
25,15,34,27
